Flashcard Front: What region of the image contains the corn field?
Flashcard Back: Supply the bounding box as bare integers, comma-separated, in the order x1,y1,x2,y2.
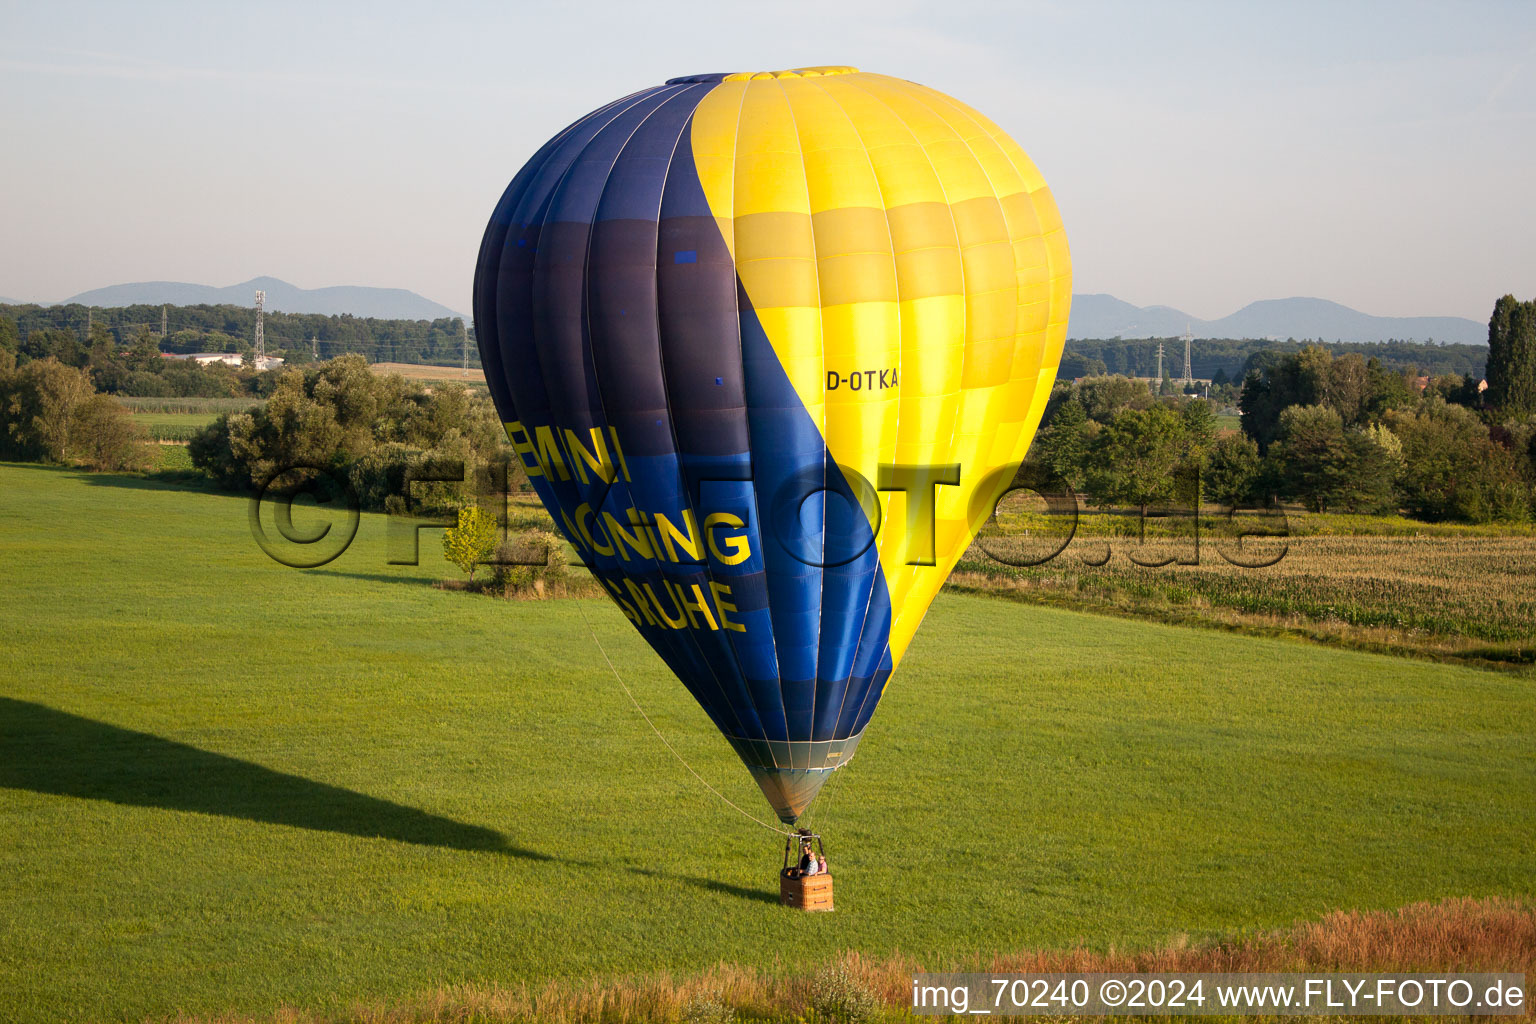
953,522,1536,668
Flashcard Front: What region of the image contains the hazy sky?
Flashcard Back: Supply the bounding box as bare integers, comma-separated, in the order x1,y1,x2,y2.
3,0,1533,321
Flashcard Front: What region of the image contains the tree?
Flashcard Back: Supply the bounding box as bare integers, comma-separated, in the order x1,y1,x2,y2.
126,330,163,371
1056,352,1108,380
1204,433,1261,507
1486,294,1536,417
1238,351,1325,453
1084,405,1188,516
1362,357,1416,420
1180,400,1218,457
1241,345,1382,450
20,327,86,369
71,394,152,471
443,505,499,580
1074,374,1154,421
1326,352,1370,424
1269,404,1351,512
1238,369,1274,448
189,354,507,511
22,358,94,462
0,357,150,469
1388,398,1531,522
1031,397,1092,490
1333,430,1398,514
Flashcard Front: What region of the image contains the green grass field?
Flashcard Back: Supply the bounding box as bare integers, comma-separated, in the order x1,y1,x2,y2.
113,397,262,416
123,410,219,443
1,463,1532,1023
124,411,219,429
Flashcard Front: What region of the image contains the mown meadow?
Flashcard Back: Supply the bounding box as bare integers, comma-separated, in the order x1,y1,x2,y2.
1,463,1533,1022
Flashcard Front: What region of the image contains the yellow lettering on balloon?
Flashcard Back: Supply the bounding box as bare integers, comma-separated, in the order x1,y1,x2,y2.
532,425,569,481
575,503,614,557
623,579,661,627
655,509,703,562
564,427,617,485
704,512,751,565
644,582,687,628
604,511,654,561
710,581,746,632
675,581,719,631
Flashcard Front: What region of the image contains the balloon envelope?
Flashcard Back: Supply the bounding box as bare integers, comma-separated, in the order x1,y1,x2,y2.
474,67,1070,823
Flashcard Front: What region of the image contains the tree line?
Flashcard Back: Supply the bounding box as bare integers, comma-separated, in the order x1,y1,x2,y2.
0,347,154,471
2,316,277,399
7,294,1534,526
1033,296,1536,524
0,301,476,368
1058,336,1487,382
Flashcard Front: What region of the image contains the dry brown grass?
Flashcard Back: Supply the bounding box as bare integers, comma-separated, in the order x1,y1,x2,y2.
434,576,604,600
368,362,484,383
164,898,1532,1023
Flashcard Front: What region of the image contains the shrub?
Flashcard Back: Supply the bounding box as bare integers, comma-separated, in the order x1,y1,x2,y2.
187,355,506,510
71,394,153,471
808,963,878,1024
490,529,569,597
680,995,738,1024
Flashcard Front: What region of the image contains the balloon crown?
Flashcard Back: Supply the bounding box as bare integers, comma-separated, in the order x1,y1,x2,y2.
667,66,859,85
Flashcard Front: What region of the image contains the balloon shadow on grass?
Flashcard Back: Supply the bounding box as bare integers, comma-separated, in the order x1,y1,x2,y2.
304,568,439,587
628,865,779,905
71,469,220,494
0,698,544,858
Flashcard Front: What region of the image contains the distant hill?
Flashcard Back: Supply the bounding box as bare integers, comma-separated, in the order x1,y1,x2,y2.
61,276,462,321
1070,294,1486,345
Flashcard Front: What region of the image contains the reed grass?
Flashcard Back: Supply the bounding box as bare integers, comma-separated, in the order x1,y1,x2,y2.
167,898,1534,1023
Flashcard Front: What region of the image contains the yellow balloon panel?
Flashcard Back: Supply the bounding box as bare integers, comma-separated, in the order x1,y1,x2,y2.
689,69,1070,668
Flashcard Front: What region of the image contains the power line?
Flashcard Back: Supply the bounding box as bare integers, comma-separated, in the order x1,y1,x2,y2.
575,600,790,836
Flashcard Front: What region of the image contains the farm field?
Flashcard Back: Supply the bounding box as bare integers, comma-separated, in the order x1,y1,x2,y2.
498,479,1536,671
368,360,486,384
114,396,262,416
955,502,1536,670
126,410,218,442
114,397,261,443
0,463,1533,1023
125,410,218,430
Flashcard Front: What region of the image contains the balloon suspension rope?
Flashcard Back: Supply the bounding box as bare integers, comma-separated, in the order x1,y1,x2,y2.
576,601,791,836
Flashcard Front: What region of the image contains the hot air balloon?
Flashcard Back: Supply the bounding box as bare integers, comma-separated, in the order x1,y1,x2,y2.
473,66,1070,827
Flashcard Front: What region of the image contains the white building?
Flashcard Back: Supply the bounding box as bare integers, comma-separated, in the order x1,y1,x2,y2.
160,351,284,370
163,352,244,367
